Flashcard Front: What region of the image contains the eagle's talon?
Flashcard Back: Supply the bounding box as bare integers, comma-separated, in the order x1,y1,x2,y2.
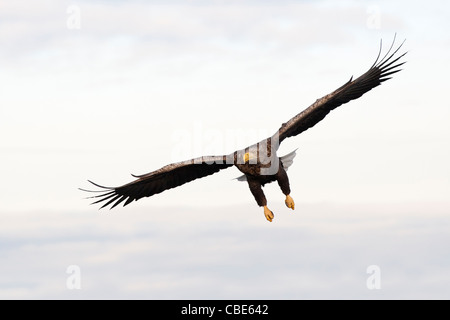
285,195,295,210
264,206,274,222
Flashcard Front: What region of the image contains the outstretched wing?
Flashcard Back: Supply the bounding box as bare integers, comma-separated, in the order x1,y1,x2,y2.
274,36,407,145
80,155,233,209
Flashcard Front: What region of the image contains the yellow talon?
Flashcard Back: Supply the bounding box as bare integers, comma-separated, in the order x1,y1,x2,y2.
263,206,274,222
285,194,295,210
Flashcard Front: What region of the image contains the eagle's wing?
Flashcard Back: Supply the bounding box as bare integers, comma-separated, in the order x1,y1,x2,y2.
80,155,233,209
274,37,407,145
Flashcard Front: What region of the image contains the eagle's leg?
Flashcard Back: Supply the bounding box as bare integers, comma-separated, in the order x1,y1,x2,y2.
276,165,295,210
247,177,274,222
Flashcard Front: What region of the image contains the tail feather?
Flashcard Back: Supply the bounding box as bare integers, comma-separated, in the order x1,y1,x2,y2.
280,149,298,170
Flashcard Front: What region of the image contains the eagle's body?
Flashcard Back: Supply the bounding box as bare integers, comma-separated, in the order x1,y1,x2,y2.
81,37,406,222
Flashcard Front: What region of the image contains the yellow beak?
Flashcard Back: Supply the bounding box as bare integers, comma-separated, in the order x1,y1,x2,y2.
244,152,250,163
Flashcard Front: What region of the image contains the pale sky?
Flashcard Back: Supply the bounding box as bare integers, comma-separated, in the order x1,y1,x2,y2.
1,0,449,299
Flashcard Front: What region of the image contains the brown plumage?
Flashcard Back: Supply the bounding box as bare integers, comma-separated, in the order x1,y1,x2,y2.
81,36,407,222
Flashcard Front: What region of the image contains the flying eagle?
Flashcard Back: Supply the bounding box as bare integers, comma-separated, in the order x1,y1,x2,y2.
81,37,406,222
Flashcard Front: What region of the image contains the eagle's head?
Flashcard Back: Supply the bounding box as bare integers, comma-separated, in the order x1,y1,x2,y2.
243,149,258,164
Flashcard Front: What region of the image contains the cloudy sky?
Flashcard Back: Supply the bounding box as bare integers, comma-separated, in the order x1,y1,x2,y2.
1,0,449,299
